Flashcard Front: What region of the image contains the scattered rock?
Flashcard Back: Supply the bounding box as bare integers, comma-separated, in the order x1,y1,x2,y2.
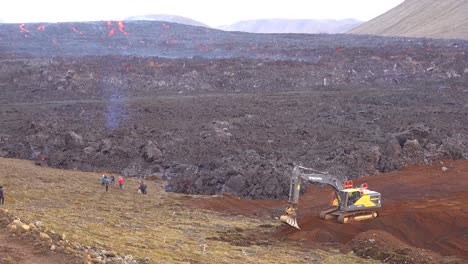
91,258,104,264
39,232,52,241
19,224,31,233
12,219,24,226
7,224,17,233
104,251,117,257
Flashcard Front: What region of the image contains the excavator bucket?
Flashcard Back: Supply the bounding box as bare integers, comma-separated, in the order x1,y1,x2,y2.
280,204,300,229
280,214,300,229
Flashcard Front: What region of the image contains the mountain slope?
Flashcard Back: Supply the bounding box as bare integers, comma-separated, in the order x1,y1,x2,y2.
349,0,468,40
219,19,361,34
125,14,209,28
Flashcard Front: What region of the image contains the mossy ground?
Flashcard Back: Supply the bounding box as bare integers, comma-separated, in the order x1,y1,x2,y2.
0,158,377,264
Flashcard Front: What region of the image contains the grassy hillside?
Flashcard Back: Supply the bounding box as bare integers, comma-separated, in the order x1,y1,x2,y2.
349,0,468,40
0,158,377,264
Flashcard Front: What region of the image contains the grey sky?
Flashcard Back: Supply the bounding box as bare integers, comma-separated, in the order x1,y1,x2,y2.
1,0,404,27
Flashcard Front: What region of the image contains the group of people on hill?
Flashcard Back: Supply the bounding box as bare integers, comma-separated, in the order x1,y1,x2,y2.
100,175,124,192
0,174,148,207
100,174,147,194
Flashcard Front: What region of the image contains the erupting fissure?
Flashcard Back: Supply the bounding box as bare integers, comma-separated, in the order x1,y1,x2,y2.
19,24,29,33
118,21,129,35
71,27,84,36
107,21,129,36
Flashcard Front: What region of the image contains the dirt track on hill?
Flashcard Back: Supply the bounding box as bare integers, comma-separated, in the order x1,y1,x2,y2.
0,228,79,264
192,160,468,262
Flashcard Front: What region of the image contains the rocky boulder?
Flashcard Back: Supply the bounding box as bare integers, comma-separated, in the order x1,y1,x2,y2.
402,139,425,164
141,140,163,162
64,131,83,148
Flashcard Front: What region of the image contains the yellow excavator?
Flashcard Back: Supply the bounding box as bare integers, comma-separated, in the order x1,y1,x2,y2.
280,165,381,229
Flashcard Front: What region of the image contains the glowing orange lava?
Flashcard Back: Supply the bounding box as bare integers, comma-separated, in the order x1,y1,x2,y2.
162,23,170,29
37,26,46,31
107,21,115,35
52,39,58,44
117,21,129,35
19,24,30,33
71,27,84,36
106,21,129,36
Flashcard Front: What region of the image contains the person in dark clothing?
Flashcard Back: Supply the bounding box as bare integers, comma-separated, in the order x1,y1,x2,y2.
138,180,147,194
110,175,115,185
103,176,110,192
0,186,4,205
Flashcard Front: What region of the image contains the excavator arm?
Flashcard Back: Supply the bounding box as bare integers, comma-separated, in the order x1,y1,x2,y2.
280,165,348,229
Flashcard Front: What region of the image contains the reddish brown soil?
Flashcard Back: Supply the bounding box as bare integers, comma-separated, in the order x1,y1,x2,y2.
192,160,468,261
0,229,79,264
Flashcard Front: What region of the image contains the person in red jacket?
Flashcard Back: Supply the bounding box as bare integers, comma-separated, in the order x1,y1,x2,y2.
118,176,124,189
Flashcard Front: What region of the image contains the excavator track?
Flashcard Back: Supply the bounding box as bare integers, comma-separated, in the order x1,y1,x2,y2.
337,211,378,223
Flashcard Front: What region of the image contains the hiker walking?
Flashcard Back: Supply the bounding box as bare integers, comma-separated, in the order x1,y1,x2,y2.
0,186,4,205
138,180,147,194
101,174,106,186
118,176,124,189
103,175,110,192
110,175,115,185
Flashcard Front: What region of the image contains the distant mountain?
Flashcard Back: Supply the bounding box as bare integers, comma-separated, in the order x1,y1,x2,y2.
125,14,209,28
218,19,362,34
349,0,468,40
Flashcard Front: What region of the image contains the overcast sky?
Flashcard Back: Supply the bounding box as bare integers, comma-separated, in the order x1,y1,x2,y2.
1,0,404,27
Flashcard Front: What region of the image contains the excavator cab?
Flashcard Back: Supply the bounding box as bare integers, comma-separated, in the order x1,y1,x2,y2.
341,190,362,208
339,188,381,212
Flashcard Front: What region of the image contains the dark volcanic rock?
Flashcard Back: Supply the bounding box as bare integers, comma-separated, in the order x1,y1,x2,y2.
168,152,291,199
64,131,83,148
0,21,467,199
141,141,163,162
438,135,466,160
402,139,425,164
378,138,405,172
